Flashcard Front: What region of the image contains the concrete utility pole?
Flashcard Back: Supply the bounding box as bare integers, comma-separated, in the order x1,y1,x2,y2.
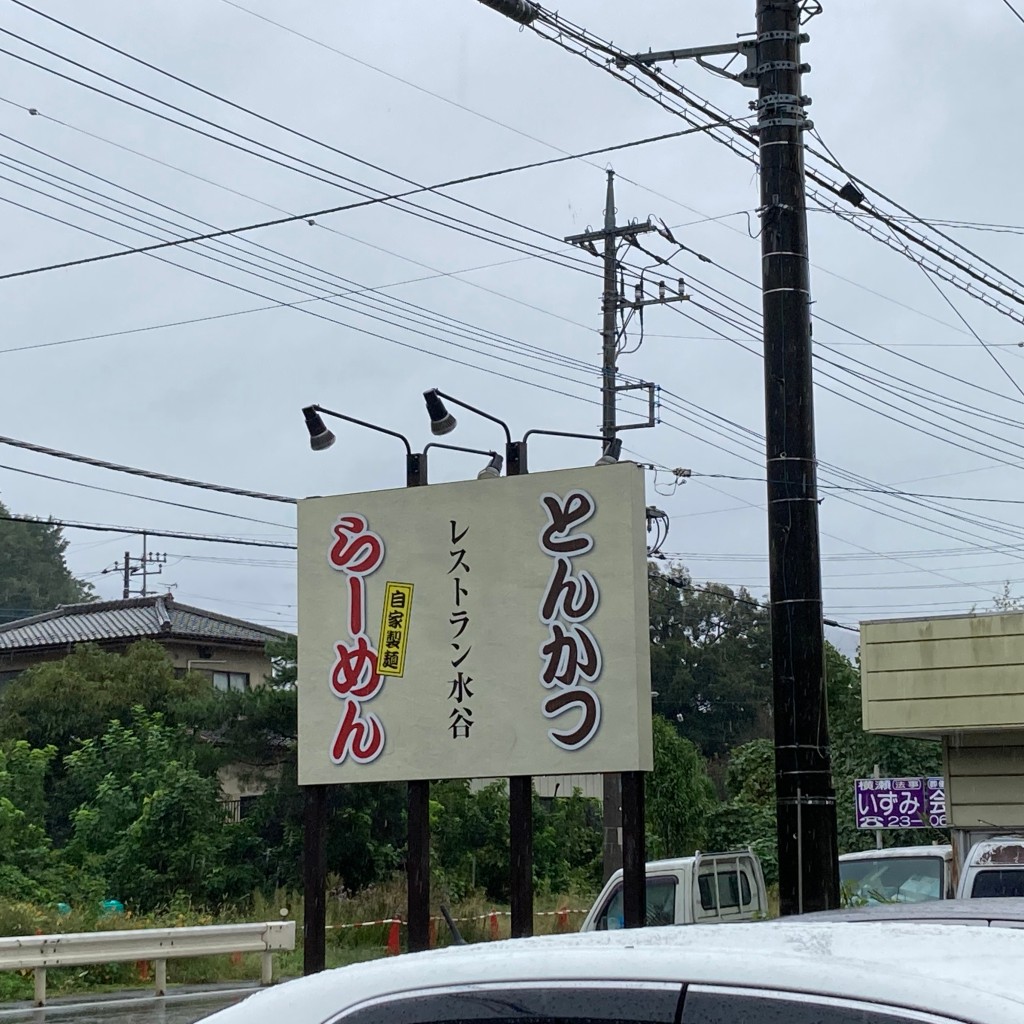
478,0,840,917
566,173,654,896
755,0,839,915
103,539,167,599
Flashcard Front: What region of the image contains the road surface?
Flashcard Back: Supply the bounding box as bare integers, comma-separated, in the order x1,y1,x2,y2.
0,988,253,1023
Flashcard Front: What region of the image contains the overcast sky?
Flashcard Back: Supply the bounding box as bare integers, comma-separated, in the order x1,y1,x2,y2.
1,0,1022,646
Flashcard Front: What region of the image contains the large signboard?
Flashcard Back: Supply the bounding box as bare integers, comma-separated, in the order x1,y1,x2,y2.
854,776,948,830
296,463,652,784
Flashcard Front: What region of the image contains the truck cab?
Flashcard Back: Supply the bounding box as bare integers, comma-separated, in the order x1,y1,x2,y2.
956,837,1024,899
839,846,953,904
579,850,767,931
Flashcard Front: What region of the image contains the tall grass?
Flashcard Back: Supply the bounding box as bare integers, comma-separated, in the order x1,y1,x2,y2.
0,877,599,1002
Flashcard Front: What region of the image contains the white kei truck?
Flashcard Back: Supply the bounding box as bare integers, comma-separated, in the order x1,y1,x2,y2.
579,849,768,931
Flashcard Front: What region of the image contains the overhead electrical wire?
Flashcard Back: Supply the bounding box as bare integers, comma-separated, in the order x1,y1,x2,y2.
0,181,605,406
0,461,295,529
0,20,742,284
0,27,617,280
509,2,1024,328
0,143,606,384
0,433,296,503
6,2,690,266
0,115,721,283
215,0,988,353
6,12,1015,598
0,513,297,549
2,8,1015,614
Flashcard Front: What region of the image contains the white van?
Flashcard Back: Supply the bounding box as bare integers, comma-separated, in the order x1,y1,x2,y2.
956,837,1024,899
579,850,768,931
839,846,953,904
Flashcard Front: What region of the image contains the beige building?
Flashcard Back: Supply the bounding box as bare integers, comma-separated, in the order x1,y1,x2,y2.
0,594,291,815
861,610,1024,861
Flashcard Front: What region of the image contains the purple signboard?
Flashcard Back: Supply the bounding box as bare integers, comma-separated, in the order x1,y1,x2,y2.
854,776,948,829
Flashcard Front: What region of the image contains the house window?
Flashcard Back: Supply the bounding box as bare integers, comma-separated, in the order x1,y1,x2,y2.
213,671,250,693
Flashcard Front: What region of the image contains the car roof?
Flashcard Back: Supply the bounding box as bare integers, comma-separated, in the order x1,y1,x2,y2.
783,896,1024,925
201,922,1024,1023
609,851,756,876
838,845,951,861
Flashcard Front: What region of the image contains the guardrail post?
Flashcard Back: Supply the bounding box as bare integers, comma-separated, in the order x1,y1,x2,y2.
155,958,167,996
33,966,46,1007
261,950,273,985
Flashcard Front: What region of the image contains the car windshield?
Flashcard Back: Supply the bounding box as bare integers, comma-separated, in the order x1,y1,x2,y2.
595,876,677,930
971,869,1024,898
839,855,944,904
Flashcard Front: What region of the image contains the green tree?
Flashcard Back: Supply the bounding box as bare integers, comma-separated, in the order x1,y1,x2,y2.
0,741,60,901
649,566,772,761
430,779,510,901
63,711,232,909
646,715,717,858
176,637,405,897
0,641,209,842
0,501,93,623
0,641,207,756
706,738,779,885
534,790,602,895
826,643,943,853
707,644,945,884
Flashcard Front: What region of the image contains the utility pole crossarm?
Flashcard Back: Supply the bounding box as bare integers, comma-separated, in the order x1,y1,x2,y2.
564,221,655,246
616,41,755,67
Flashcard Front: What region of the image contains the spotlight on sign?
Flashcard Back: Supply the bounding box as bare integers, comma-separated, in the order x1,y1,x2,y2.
424,390,457,436
302,407,336,452
595,438,622,466
476,452,504,480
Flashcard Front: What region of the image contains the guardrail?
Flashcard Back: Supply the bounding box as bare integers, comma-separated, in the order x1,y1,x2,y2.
0,920,295,1006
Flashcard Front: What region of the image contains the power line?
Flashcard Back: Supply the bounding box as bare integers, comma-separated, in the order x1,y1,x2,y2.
0,118,719,282
998,0,1024,26
0,514,297,549
0,175,608,406
0,27,609,278
0,140,612,383
651,571,859,633
0,434,295,503
515,2,1024,327
7,2,652,265
0,461,295,528
0,95,605,341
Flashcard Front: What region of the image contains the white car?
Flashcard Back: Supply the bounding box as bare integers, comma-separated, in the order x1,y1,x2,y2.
199,921,1024,1024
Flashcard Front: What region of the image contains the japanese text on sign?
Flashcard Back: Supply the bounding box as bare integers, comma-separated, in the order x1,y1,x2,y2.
537,488,602,751
377,582,414,677
447,519,474,740
854,776,948,829
326,514,388,765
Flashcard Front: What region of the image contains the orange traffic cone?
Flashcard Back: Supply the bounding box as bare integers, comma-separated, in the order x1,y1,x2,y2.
556,907,569,932
386,918,401,955
489,911,499,940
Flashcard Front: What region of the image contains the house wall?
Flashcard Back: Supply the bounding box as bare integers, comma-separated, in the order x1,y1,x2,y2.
161,643,274,689
944,731,1024,829
861,613,1024,735
0,641,274,690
